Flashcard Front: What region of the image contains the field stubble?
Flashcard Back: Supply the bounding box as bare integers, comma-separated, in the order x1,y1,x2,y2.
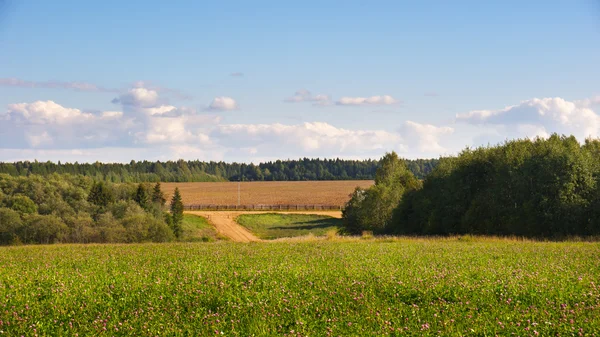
162,180,374,206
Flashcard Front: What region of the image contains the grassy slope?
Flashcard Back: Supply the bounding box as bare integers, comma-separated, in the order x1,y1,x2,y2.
181,213,220,242
0,240,599,335
236,213,341,239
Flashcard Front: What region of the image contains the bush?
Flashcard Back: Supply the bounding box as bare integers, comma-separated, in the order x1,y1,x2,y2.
6,195,38,214
0,207,23,244
22,214,69,244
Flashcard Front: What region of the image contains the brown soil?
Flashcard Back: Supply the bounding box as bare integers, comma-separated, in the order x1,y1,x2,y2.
163,181,373,206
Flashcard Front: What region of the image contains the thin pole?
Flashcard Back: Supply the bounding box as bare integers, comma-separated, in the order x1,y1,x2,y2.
238,180,240,206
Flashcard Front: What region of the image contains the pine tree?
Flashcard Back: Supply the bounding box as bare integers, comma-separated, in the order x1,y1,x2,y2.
169,187,184,238
151,182,166,206
134,183,149,210
87,182,114,207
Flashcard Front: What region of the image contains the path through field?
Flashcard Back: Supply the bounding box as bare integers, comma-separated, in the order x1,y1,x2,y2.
186,211,342,242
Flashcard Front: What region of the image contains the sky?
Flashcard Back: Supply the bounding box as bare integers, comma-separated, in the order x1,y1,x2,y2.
0,0,599,163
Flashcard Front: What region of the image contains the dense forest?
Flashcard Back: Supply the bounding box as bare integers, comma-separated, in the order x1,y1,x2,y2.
0,174,184,245
342,134,600,238
0,158,439,182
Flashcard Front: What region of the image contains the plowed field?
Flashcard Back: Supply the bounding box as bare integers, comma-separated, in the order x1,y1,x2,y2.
162,180,373,206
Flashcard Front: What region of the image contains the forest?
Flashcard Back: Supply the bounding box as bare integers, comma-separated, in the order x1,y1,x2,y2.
342,134,600,238
0,158,439,182
0,174,184,245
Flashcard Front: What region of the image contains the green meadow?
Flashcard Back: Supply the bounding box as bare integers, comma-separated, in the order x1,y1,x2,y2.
236,213,341,239
1,239,599,336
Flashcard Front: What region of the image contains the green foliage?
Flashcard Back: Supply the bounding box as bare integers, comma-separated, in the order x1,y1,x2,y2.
0,174,180,245
236,213,341,239
0,207,23,244
21,214,69,244
5,194,38,214
342,152,420,234
391,135,600,237
151,182,166,206
181,214,219,242
87,181,114,207
133,183,149,210
169,187,184,238
0,158,439,182
0,240,598,335
121,214,174,243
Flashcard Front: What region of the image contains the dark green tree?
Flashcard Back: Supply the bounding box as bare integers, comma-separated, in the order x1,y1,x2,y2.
87,182,114,207
341,152,420,234
151,182,167,206
134,183,149,210
169,188,184,238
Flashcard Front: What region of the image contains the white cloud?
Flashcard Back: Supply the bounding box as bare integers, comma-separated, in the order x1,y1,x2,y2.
138,115,217,145
207,96,239,111
4,90,600,163
6,101,95,125
284,90,331,105
456,97,600,140
401,121,454,154
1,100,132,149
213,122,404,155
27,131,53,147
336,95,399,106
575,96,600,108
113,87,160,108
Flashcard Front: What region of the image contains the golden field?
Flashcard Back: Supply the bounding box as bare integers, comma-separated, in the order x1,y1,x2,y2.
162,180,374,206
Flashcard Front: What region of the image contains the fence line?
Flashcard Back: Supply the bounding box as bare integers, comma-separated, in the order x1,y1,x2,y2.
183,204,343,211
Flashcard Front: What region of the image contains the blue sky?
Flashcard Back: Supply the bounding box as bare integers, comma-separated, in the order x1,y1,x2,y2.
1,0,599,163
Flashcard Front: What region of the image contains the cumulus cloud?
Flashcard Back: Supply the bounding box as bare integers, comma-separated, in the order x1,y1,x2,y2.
139,115,219,145
112,87,160,108
456,97,600,140
5,101,95,124
207,96,239,111
0,78,119,92
1,100,131,149
27,131,53,147
5,88,600,163
213,122,404,156
284,90,331,106
400,121,454,154
336,95,399,106
575,96,600,108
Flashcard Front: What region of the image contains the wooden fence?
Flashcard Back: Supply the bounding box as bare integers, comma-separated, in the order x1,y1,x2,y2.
183,204,343,211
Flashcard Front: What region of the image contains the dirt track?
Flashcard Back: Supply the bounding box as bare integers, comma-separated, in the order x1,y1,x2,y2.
186,211,342,243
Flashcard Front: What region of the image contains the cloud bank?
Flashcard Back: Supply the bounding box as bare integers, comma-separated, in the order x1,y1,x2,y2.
2,85,599,162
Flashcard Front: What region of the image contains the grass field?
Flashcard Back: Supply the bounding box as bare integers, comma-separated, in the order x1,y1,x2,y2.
162,180,374,206
236,213,341,239
1,239,599,336
181,214,222,242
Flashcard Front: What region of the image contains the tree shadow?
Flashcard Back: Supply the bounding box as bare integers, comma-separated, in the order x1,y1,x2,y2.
270,218,341,230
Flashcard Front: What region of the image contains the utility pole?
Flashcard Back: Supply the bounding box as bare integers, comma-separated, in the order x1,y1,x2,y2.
238,165,241,206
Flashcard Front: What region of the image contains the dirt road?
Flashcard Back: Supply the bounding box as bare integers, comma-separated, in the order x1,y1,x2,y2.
186,210,342,242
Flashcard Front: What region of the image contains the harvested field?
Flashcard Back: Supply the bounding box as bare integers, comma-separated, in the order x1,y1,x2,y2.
162,180,373,206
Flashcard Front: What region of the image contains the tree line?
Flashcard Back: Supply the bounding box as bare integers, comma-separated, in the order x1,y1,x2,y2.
342,135,600,238
0,158,439,182
0,173,185,245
